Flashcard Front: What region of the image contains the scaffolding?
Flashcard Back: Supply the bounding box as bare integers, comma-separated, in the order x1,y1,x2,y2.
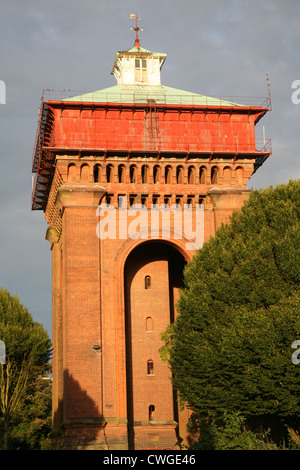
42,88,272,109
31,90,272,211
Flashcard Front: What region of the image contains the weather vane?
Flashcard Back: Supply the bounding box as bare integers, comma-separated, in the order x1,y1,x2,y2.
130,14,143,48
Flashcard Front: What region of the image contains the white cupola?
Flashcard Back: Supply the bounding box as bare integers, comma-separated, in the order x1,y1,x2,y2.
111,15,166,86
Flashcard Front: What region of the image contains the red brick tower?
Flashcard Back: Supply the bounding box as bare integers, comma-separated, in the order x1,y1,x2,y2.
31,17,271,450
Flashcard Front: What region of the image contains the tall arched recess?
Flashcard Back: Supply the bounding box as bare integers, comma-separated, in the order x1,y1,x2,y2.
124,240,187,450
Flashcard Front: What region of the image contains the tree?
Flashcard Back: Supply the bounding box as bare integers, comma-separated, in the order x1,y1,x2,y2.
0,287,51,449
162,180,300,444
0,359,29,449
10,376,52,450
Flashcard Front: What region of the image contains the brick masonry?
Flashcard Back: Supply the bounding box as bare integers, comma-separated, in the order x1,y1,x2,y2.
33,73,270,449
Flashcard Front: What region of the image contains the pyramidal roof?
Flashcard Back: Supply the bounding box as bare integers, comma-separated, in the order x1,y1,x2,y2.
63,42,244,108
64,84,243,107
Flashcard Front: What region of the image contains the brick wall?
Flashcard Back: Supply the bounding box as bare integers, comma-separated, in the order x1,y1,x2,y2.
43,98,262,449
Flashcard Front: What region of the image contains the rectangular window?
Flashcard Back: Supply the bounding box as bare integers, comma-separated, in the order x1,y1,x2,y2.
147,360,154,375
135,59,147,69
135,59,147,82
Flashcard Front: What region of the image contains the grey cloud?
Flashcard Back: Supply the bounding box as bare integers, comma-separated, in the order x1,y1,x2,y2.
0,0,299,337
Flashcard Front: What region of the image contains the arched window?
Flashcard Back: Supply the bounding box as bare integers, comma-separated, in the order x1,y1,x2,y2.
130,165,137,183
68,163,77,183
93,164,101,183
176,166,184,184
106,164,113,183
141,164,148,183
145,275,151,289
149,405,155,421
153,165,160,184
129,195,137,206
146,317,153,332
147,359,154,375
223,166,231,185
152,195,159,206
164,196,171,206
165,165,172,184
118,165,125,183
235,166,244,185
80,164,89,182
199,166,206,184
175,197,182,208
211,166,218,184
105,194,112,205
188,166,195,184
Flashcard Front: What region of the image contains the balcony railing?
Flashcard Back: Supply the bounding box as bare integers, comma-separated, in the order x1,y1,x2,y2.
44,136,271,155
41,89,271,109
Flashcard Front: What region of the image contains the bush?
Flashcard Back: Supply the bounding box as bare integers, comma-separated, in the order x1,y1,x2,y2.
188,411,290,450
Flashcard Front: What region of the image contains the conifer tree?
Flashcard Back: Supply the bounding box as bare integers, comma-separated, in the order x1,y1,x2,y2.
162,180,300,438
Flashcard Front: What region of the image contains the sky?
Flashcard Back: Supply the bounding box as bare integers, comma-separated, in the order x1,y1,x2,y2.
0,0,299,338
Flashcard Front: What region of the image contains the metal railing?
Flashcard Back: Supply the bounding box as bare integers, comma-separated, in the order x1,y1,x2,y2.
44,136,271,154
42,88,271,109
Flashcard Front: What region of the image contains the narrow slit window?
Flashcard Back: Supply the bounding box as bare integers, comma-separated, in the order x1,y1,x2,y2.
129,195,137,206
211,166,218,184
165,166,172,184
176,166,183,184
118,165,125,183
141,164,148,183
130,165,137,183
106,165,112,183
188,166,195,184
176,197,182,208
149,405,155,421
93,164,101,183
153,165,160,184
118,194,126,208
152,196,159,206
199,166,206,184
164,196,170,207
145,275,151,290
105,194,112,205
147,359,154,375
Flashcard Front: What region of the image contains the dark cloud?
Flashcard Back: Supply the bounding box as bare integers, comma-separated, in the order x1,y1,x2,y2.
0,0,299,337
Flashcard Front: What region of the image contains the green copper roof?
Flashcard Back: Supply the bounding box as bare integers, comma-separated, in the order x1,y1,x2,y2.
126,46,167,56
62,84,244,107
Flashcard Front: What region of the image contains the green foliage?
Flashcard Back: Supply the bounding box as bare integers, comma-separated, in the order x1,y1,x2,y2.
188,411,285,450
0,287,52,449
163,180,300,443
10,377,52,449
0,287,51,373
